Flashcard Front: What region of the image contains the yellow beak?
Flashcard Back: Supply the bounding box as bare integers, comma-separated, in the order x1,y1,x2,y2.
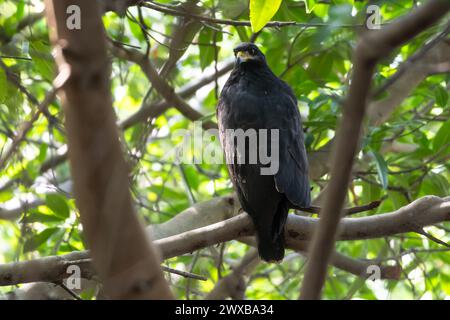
236,51,253,62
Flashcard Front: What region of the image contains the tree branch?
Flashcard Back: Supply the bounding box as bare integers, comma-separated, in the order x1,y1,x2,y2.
110,41,217,129
44,0,172,299
367,27,450,126
205,249,260,300
118,60,234,129
142,1,366,29
0,87,55,171
239,236,400,281
1,195,447,287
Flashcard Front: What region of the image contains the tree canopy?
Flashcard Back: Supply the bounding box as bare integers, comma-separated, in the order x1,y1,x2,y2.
0,0,449,300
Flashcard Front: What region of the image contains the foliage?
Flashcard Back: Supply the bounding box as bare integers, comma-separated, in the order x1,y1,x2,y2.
0,0,449,300
250,0,283,32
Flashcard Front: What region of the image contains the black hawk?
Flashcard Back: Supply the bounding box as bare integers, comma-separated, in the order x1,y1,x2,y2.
217,43,311,262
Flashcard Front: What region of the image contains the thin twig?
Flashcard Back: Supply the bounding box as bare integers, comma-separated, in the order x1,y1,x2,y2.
161,266,207,281
0,89,56,170
54,281,82,300
142,1,374,29
415,228,450,248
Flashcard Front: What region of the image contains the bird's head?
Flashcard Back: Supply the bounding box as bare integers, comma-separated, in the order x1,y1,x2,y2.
233,43,266,66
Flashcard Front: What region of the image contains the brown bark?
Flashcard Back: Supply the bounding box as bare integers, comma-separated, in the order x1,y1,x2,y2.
2,195,447,287
44,0,172,299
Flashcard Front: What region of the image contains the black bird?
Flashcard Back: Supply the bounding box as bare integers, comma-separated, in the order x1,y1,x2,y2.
217,43,311,262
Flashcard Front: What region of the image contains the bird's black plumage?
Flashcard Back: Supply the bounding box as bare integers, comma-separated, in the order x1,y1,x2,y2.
217,43,311,262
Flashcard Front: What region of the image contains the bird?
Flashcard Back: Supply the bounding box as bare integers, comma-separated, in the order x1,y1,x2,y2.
217,42,311,262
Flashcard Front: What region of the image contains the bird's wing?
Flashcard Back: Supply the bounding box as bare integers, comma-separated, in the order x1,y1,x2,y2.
217,97,240,194
218,82,310,208
271,91,311,208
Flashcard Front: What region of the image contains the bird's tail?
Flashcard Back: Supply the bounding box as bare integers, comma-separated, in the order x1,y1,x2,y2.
255,201,289,263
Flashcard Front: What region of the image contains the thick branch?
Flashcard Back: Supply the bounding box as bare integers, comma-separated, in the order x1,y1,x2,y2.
239,237,400,281
44,0,172,299
110,41,216,129
205,249,260,300
367,30,450,126
1,195,447,287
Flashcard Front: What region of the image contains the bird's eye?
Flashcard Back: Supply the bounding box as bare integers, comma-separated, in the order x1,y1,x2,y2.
250,48,256,55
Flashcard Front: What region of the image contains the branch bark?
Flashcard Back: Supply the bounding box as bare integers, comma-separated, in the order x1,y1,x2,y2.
205,249,260,300
110,41,216,129
44,0,172,299
1,195,447,287
367,30,450,126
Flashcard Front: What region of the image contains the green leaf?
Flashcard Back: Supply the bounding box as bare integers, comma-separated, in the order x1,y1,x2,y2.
234,26,250,42
307,52,333,81
16,0,25,20
45,194,70,219
218,0,248,19
148,185,186,200
198,27,221,71
388,191,408,210
420,173,450,197
0,67,6,103
25,211,66,223
433,119,450,153
30,41,54,81
23,227,60,253
249,0,283,33
370,150,389,189
183,165,200,190
127,17,144,41
2,81,23,114
25,160,40,182
434,86,448,108
37,143,48,162
300,0,317,14
0,190,14,202
360,181,381,205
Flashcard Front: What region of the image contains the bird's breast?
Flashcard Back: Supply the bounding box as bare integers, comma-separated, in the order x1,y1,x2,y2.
221,82,275,129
